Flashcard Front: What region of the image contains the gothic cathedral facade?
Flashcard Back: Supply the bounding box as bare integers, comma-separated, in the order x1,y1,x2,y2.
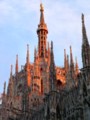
0,4,90,120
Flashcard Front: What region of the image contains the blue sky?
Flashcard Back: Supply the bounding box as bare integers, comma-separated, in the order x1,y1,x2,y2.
0,0,90,94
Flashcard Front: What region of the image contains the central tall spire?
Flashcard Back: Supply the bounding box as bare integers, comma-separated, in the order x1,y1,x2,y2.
37,3,48,58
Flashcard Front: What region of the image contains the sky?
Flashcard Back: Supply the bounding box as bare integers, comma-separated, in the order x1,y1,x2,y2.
0,0,90,94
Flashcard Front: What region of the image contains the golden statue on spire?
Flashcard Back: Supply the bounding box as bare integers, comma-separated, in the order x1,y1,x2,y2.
40,3,44,11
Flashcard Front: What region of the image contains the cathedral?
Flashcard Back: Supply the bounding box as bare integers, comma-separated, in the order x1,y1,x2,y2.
0,3,90,120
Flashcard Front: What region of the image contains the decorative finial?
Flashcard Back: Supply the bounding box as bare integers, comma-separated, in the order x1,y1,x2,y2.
67,55,69,69
3,82,6,94
70,46,74,67
40,3,44,11
64,49,67,70
27,44,29,50
10,64,13,77
82,13,84,23
16,54,18,73
70,46,72,53
70,46,73,61
26,44,30,64
11,65,13,73
51,41,53,50
64,49,66,58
